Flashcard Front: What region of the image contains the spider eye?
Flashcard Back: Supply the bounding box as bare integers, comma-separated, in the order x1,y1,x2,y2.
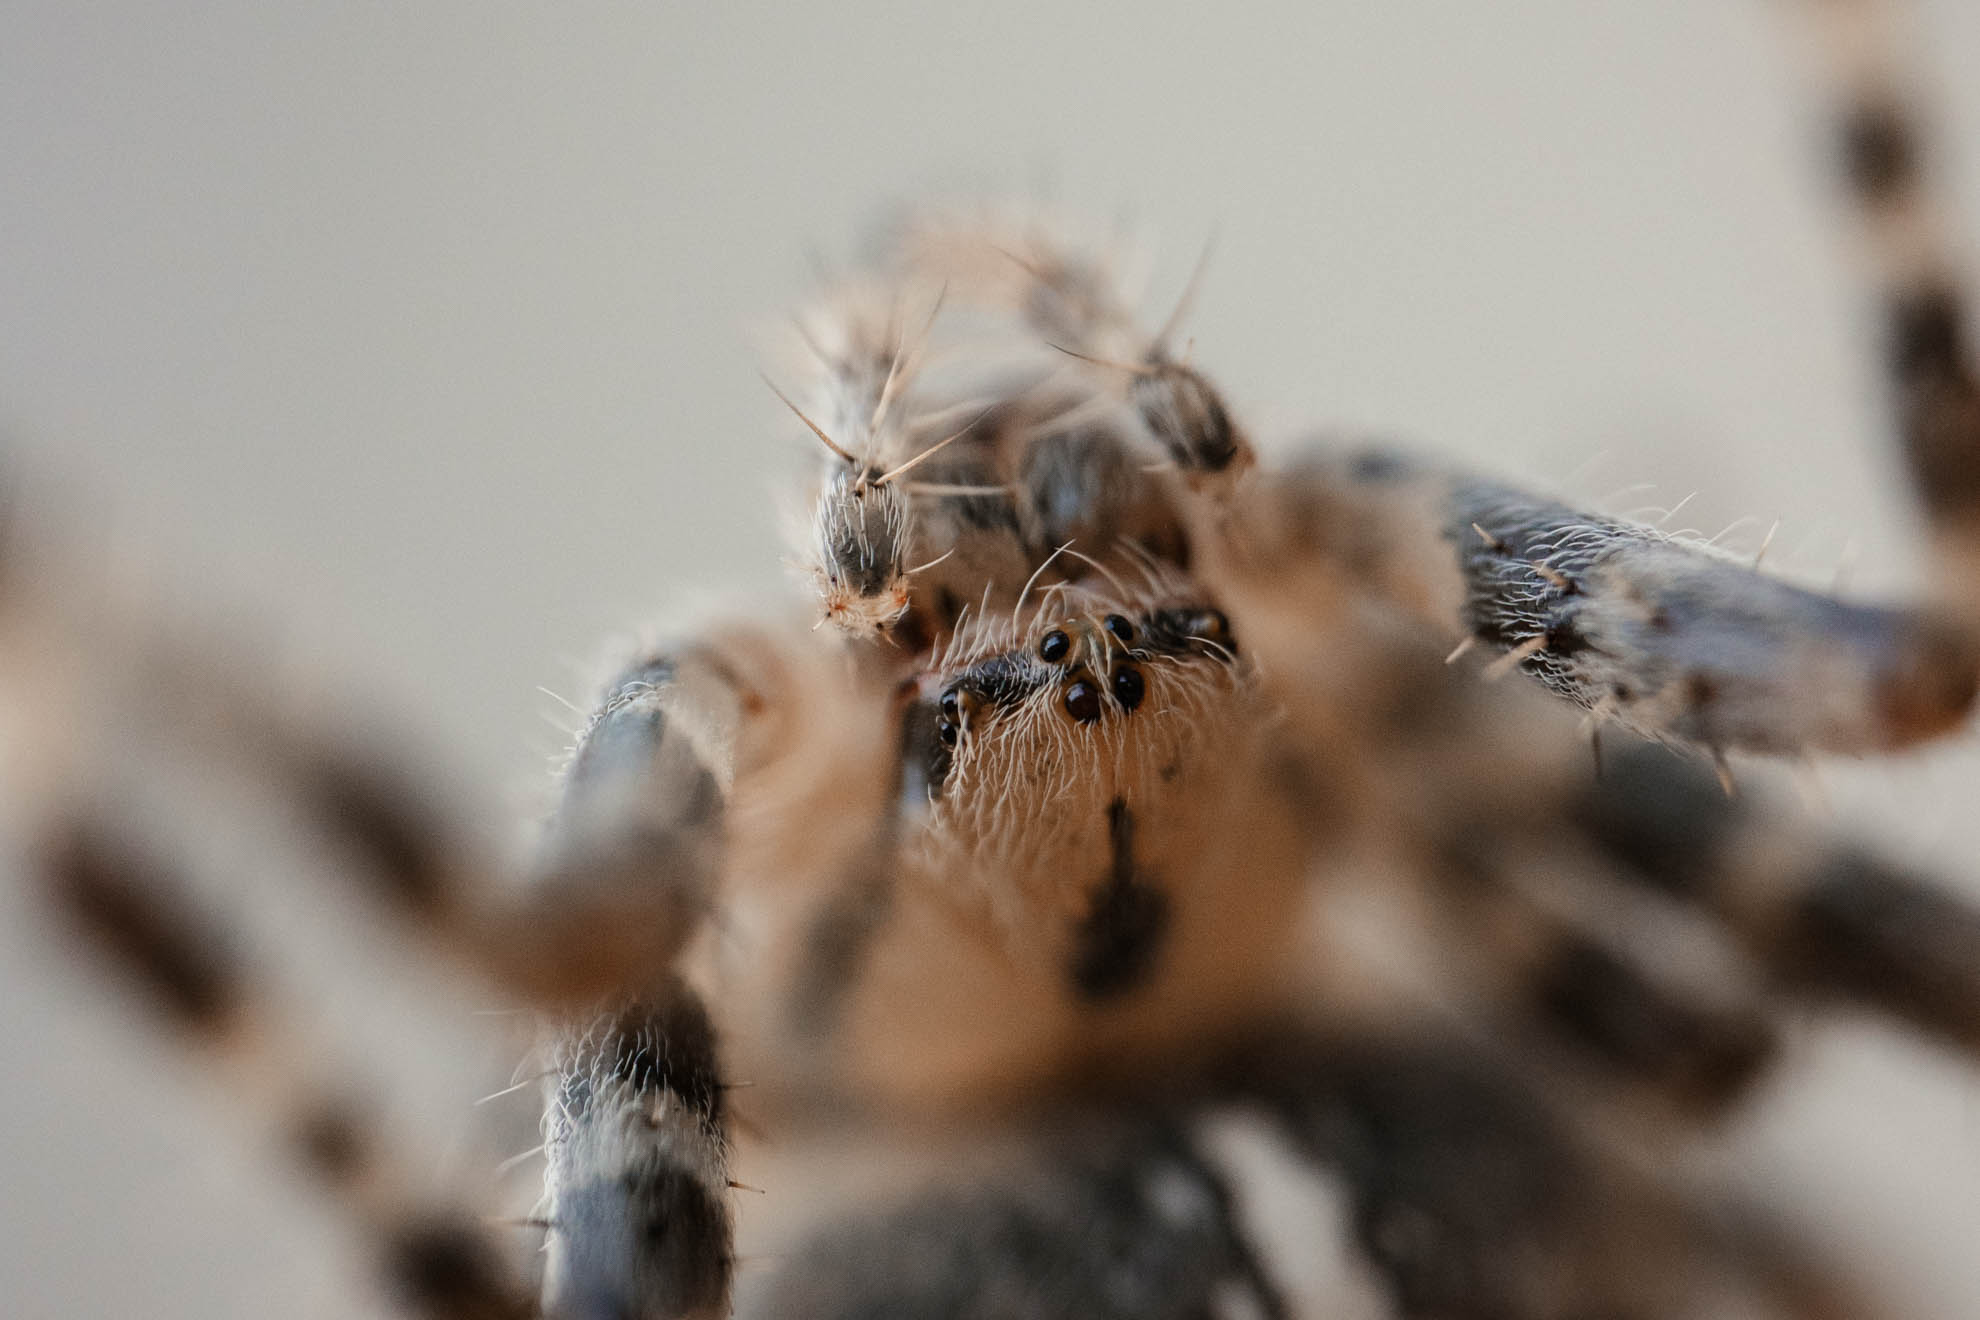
1103,614,1136,645
1192,609,1233,652
1039,630,1072,663
1111,664,1145,711
1063,678,1102,724
938,684,982,733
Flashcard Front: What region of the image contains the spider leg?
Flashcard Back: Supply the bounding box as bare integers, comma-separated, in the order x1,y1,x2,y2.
10,582,824,1317
1231,1031,1880,1320
532,621,913,1319
1207,445,1979,758
741,1052,1878,1320
31,818,537,1320
121,627,773,1012
526,641,746,1002
1203,524,1757,1132
540,982,733,1320
534,621,936,1319
888,204,1149,360
743,1116,1292,1320
896,206,1257,484
1415,833,1781,1121
1199,521,1971,1118
1569,737,1980,1056
1799,0,1980,623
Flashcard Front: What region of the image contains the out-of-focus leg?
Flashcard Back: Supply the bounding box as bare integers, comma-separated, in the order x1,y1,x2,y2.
1205,445,1976,759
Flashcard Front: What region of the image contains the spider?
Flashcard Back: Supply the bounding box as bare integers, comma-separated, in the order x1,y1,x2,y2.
9,2,1980,1318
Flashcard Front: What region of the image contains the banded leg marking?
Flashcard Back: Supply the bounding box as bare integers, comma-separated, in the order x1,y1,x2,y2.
1801,0,1980,614
35,821,534,1320
1573,740,1980,1055
542,984,734,1320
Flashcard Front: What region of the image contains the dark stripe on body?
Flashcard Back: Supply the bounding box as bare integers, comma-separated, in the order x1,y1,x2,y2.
789,862,895,1036
946,651,1050,714
785,704,915,1036
1069,799,1171,1000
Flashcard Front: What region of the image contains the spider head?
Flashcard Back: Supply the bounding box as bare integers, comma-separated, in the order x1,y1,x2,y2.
889,574,1279,1014
911,578,1249,864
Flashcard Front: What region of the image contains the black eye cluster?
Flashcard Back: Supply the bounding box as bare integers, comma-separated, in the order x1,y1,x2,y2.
1040,614,1146,725
932,652,1030,754
930,607,1232,757
936,685,981,748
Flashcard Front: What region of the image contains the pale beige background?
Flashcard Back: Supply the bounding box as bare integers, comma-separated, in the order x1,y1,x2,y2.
6,2,1980,1316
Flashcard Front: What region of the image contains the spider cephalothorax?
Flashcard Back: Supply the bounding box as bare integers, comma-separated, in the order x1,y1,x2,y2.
908,579,1261,975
